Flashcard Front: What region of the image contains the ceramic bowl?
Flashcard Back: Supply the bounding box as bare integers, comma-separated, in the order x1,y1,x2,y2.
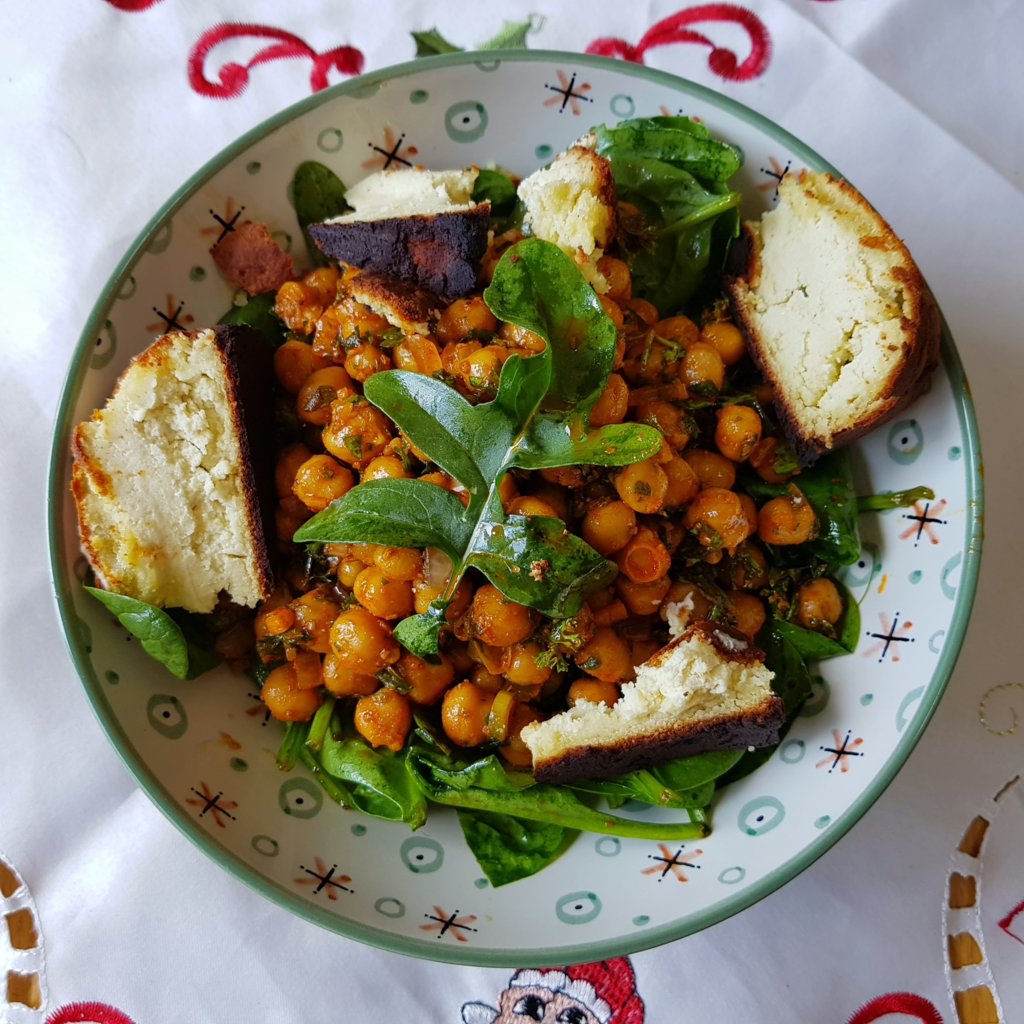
49,51,983,966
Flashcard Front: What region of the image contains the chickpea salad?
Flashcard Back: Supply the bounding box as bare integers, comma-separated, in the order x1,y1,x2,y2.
84,117,926,886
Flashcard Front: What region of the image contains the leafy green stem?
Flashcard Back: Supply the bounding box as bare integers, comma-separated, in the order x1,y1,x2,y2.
857,486,935,512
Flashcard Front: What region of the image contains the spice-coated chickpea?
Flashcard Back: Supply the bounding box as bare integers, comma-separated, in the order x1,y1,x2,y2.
700,321,747,366
616,527,672,584
567,678,620,707
441,681,496,747
321,654,380,697
581,499,638,556
574,627,633,683
635,399,691,451
392,336,444,376
502,641,553,687
322,396,394,465
344,342,391,383
275,443,313,499
353,565,415,621
498,703,545,769
683,449,737,491
589,373,630,427
274,280,324,335
683,487,752,553
660,580,715,628
354,688,412,752
715,405,763,462
397,650,456,706
296,366,354,427
661,455,701,508
468,584,537,647
328,606,400,674
613,459,669,514
507,495,560,518
758,490,818,546
748,437,795,485
274,339,317,394
616,574,672,617
290,587,341,654
795,577,844,633
436,296,498,344
596,255,632,303
728,591,767,640
292,454,355,512
374,546,423,582
680,341,726,392
261,663,323,722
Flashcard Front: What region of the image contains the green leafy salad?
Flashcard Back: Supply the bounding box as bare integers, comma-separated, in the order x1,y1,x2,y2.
87,117,929,886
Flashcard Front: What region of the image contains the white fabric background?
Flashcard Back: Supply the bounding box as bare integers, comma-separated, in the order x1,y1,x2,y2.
2,2,1023,1020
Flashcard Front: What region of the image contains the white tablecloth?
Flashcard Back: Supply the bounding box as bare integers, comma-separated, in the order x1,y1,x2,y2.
3,2,1023,1021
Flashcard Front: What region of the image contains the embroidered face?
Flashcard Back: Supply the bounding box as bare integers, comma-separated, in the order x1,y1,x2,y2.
496,984,602,1024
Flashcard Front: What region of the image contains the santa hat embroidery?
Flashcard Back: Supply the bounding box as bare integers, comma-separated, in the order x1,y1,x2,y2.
507,958,644,1024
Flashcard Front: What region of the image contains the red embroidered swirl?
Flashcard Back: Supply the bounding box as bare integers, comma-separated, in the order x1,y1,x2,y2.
102,0,163,9
586,3,771,81
846,992,944,1024
188,23,364,99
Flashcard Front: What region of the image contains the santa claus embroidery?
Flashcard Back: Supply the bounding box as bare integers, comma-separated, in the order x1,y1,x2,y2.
462,958,645,1024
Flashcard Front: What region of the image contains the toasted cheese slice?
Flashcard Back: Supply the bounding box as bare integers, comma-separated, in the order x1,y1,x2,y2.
522,622,784,784
71,326,273,613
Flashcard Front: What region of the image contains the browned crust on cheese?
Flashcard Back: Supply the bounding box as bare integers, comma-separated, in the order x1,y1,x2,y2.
211,221,296,296
566,144,618,246
531,621,785,785
725,171,941,466
308,204,491,300
348,271,442,335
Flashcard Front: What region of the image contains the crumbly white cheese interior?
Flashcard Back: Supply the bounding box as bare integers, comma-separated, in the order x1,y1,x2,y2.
521,629,775,764
742,176,912,440
331,167,479,222
74,330,263,612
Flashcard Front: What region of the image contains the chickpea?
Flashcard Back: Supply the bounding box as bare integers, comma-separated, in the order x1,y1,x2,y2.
581,499,637,557
613,459,669,514
728,591,767,640
436,296,498,344
336,556,367,589
715,405,763,462
616,526,671,584
321,654,380,697
397,650,455,705
680,341,726,392
503,641,553,687
654,315,700,349
412,573,472,621
539,465,587,489
700,321,747,366
274,280,323,335
592,598,629,627
274,339,316,394
661,455,701,508
683,449,737,491
441,681,496,747
758,489,818,546
683,487,752,553
292,454,355,512
344,342,391,382
322,395,394,465
353,565,415,620
499,321,547,355
498,703,544,769
596,255,632,303
598,295,625,329
392,336,444,376
354,688,413,752
725,540,770,591
660,579,716,629
291,650,324,690
625,298,660,329
275,442,313,499
795,578,844,633
616,574,672,616
748,437,795,485
589,373,630,427
635,399,691,451
328,606,400,674
361,455,412,481
574,627,633,683
453,344,509,399
567,678,620,707
291,587,341,654
530,483,571,521
507,495,559,518
374,545,423,582
468,584,537,647
261,663,323,722
296,366,355,427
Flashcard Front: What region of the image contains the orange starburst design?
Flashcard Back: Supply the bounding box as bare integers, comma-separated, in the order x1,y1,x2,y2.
201,197,245,239
421,905,478,942
186,781,238,828
362,126,419,171
899,498,948,546
146,293,195,334
295,856,353,900
864,611,915,663
816,729,864,773
643,843,703,882
543,69,593,115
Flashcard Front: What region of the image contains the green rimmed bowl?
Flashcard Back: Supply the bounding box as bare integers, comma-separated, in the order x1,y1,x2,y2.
48,50,983,966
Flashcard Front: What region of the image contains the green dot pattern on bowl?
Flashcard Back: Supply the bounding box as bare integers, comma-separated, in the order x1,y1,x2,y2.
49,53,981,967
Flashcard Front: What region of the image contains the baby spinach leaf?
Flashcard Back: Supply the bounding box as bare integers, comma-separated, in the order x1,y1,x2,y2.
592,116,743,316
457,810,570,887
85,588,219,680
289,160,350,264
472,168,518,217
218,291,287,347
296,240,661,656
773,620,851,661
318,732,428,828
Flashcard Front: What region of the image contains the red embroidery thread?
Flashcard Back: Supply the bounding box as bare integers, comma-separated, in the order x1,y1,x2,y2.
586,3,771,81
999,896,1024,945
46,1004,136,1024
846,992,945,1024
103,0,163,9
188,23,364,99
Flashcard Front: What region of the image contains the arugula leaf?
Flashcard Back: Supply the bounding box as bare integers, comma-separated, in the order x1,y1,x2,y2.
296,240,661,655
592,116,743,316
218,291,287,347
85,587,219,680
457,810,570,887
289,160,350,264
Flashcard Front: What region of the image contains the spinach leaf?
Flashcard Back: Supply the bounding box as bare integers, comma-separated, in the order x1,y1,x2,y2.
457,810,570,887
774,584,861,659
289,160,350,264
592,116,742,316
472,168,519,218
295,240,661,656
318,731,428,827
407,744,706,840
85,587,219,680
745,450,862,569
218,291,287,347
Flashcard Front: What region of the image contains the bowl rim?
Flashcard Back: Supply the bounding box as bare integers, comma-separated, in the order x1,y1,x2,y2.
47,47,985,966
